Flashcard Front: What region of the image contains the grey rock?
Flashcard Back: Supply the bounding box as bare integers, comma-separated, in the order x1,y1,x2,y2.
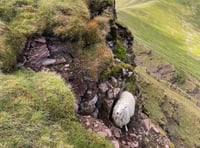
112,140,120,148
113,88,120,98
74,103,79,113
133,141,139,147
128,71,133,77
115,58,121,63
143,119,151,131
122,68,129,77
56,57,66,64
105,129,112,137
113,128,121,138
88,95,98,105
108,89,114,99
42,59,56,66
165,145,169,148
111,76,118,87
80,103,96,114
91,108,99,118
34,37,46,43
102,99,114,118
99,82,109,93
122,140,126,144
151,125,160,134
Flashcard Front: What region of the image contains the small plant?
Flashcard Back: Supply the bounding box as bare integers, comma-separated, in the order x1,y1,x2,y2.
171,71,186,85
113,47,128,62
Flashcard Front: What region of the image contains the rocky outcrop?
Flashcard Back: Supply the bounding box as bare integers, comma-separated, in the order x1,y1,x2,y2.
19,0,136,119
16,0,172,147
88,0,117,19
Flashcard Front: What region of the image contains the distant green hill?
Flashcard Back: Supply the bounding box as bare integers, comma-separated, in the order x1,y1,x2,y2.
116,0,200,79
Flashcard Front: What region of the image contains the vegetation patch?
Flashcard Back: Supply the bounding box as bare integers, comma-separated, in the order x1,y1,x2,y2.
0,0,90,71
0,71,112,147
101,61,134,80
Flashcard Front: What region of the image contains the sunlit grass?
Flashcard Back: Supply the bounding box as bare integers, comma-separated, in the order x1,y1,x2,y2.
116,0,200,79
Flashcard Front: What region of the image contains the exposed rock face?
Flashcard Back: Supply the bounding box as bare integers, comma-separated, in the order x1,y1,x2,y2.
98,67,134,120
16,0,172,147
88,0,117,19
106,22,135,66
19,0,135,118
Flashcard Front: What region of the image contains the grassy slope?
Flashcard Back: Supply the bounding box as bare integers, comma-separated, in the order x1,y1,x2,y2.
116,0,200,146
0,0,90,71
135,67,200,147
0,71,112,147
116,0,200,80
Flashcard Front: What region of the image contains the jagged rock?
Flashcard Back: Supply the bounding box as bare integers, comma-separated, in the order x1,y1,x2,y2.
113,128,121,138
113,88,120,98
115,58,121,63
74,103,79,113
165,144,169,148
99,82,109,93
108,89,114,99
84,90,97,102
34,37,46,43
146,50,152,55
42,59,56,66
143,119,151,131
122,68,127,77
122,140,126,145
69,77,87,100
112,140,120,148
107,88,120,99
105,129,112,137
56,57,67,64
111,76,118,87
87,95,98,106
102,99,114,117
80,102,96,114
151,125,160,134
128,71,133,77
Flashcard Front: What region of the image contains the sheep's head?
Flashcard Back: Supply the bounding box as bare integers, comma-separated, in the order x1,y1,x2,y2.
112,106,127,123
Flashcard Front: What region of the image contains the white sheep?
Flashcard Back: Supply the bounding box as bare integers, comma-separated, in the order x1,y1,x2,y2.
112,91,136,131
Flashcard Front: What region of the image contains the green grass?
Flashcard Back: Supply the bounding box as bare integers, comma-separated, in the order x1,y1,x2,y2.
0,0,90,71
0,71,112,147
116,0,200,80
135,66,200,147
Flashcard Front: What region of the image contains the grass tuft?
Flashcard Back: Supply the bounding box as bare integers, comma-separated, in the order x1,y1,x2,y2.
0,71,112,147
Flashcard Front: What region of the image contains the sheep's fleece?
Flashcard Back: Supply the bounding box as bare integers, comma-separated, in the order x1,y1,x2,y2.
112,91,135,130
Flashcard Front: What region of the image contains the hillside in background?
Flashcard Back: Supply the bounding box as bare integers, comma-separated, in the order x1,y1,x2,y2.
117,0,200,147
116,0,200,79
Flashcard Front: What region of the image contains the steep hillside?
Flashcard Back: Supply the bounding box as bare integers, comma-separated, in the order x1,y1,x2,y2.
116,0,200,79
117,0,200,147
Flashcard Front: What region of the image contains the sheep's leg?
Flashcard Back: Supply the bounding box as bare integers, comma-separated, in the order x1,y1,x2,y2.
125,125,128,132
